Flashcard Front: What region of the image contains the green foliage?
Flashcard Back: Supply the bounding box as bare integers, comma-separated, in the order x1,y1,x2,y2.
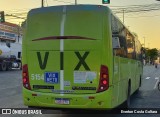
21,20,26,28
0,11,5,23
145,48,158,60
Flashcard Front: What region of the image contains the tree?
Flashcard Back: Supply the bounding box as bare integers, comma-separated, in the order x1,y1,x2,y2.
21,20,26,29
145,48,158,63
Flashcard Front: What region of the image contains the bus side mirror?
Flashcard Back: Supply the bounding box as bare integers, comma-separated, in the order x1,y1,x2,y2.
112,37,120,49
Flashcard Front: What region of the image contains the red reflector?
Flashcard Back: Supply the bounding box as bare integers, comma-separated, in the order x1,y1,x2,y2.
88,96,95,99
32,94,37,96
103,80,107,85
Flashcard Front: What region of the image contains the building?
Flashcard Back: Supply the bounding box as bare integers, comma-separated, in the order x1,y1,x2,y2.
0,22,22,69
0,22,22,44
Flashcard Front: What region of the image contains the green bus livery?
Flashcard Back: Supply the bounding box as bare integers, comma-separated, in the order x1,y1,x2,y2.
22,5,143,109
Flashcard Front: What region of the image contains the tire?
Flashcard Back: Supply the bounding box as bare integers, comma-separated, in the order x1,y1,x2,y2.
28,106,38,109
124,83,131,108
28,106,34,108
19,62,22,70
158,82,160,91
6,63,12,71
0,62,7,71
139,76,142,87
135,76,141,94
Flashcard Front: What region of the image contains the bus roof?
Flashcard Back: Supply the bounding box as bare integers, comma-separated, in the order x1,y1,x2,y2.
28,5,111,17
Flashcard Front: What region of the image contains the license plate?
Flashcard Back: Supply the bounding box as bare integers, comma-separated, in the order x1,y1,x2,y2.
45,72,59,84
55,98,70,105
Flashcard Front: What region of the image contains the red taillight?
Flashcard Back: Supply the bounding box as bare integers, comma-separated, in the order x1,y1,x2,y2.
97,65,109,93
102,80,107,85
22,64,31,90
23,77,27,83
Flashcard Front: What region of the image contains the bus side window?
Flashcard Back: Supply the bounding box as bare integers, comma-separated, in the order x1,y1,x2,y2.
135,38,142,61
114,48,127,57
126,32,136,59
111,14,127,58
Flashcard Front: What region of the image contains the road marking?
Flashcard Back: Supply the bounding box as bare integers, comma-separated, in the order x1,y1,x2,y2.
145,77,150,79
154,78,159,89
155,77,159,80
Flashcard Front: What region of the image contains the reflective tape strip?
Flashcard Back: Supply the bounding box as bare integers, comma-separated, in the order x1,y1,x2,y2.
60,6,66,92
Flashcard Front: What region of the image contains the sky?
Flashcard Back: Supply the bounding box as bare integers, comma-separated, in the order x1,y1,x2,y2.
0,0,160,49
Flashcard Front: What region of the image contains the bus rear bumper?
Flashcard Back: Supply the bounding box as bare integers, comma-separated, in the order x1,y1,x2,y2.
23,87,113,109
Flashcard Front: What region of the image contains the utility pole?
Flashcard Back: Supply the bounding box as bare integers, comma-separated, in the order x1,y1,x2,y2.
17,25,19,43
123,9,124,24
143,37,145,48
75,0,77,5
42,0,44,7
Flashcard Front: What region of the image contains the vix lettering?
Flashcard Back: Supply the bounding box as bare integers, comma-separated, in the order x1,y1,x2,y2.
37,51,90,70
37,52,49,70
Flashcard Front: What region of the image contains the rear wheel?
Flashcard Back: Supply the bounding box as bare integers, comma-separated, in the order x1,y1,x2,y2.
19,62,22,70
28,106,42,109
135,76,141,94
158,82,160,91
124,83,131,108
0,62,7,71
6,62,12,71
28,106,36,109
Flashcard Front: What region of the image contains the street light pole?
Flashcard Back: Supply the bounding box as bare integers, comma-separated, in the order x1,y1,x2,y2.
143,37,145,48
42,0,44,7
148,43,150,48
75,0,77,5
123,9,124,24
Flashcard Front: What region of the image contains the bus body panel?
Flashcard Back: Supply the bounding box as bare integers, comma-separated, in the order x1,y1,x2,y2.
23,5,114,108
112,57,142,107
27,50,102,94
23,87,112,108
22,5,142,109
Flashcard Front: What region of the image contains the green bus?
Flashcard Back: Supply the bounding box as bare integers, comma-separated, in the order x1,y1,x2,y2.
22,5,143,109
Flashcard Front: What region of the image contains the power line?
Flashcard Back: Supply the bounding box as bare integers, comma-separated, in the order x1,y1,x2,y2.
110,3,160,8
5,14,26,19
124,14,160,18
3,2,160,24
112,3,160,14
111,3,160,9
52,0,73,4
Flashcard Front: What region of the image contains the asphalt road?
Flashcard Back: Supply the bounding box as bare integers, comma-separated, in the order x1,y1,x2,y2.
0,65,159,117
